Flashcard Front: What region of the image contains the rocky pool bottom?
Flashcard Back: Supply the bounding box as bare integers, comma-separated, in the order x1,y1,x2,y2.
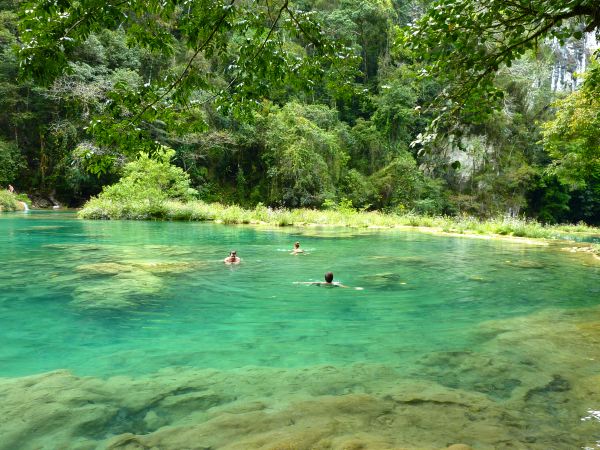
3,305,600,449
1,213,600,449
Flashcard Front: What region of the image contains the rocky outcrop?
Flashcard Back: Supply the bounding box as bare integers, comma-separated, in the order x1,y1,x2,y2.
550,32,599,92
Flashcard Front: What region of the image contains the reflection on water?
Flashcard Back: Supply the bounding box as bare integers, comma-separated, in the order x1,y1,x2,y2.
1,211,600,449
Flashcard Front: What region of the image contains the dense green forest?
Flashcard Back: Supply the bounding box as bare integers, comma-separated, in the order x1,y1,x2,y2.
1,0,599,224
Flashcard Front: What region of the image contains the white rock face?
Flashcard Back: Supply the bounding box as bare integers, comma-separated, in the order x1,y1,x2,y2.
550,32,599,92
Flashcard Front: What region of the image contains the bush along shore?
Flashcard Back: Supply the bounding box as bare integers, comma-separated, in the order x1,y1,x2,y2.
79,197,600,246
0,190,30,211
78,149,600,252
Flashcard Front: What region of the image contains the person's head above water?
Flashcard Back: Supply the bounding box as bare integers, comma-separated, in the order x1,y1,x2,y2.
290,241,304,254
293,271,356,288
224,250,240,263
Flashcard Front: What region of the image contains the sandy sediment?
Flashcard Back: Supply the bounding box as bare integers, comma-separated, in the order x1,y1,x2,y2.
562,243,600,262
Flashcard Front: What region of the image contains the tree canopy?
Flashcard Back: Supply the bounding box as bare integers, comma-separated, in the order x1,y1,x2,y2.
1,0,599,225
542,64,600,188
18,0,352,154
405,0,600,120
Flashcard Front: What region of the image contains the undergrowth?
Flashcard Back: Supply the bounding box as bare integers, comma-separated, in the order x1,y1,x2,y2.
0,190,29,211
79,198,600,241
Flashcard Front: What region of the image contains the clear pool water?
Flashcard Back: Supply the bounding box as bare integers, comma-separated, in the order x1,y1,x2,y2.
1,211,599,449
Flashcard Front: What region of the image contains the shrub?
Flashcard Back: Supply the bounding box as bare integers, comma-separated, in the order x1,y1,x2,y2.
100,147,197,203
80,147,197,219
0,190,18,211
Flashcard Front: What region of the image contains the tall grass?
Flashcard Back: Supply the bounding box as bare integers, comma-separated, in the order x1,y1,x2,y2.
0,190,30,211
0,190,18,211
79,198,600,240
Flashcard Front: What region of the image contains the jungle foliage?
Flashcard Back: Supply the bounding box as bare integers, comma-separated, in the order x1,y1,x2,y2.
405,0,600,121
1,0,599,225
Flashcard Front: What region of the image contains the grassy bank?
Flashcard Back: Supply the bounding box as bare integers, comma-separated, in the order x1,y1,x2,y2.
79,197,600,242
0,190,29,212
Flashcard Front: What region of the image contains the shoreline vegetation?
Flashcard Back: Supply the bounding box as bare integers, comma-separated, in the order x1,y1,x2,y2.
78,198,600,255
0,190,30,212
67,149,599,257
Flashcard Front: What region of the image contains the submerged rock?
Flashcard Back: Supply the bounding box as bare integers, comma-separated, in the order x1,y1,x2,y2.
141,244,194,257
524,374,571,401
0,352,598,450
71,272,164,310
76,262,135,275
360,272,409,288
466,275,492,283
367,255,429,265
414,350,527,400
20,225,65,231
44,243,104,252
503,260,546,269
76,260,197,277
126,260,197,274
2,355,600,449
67,249,203,311
0,365,517,450
361,272,404,281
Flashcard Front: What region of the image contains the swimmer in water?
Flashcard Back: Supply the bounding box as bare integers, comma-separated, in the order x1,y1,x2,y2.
295,272,363,290
322,271,338,285
290,241,305,255
223,250,241,264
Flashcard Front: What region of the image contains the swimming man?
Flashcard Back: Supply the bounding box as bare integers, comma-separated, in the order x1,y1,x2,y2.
223,250,241,264
296,272,348,287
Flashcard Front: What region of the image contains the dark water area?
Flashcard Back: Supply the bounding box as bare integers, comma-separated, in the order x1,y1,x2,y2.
1,211,599,449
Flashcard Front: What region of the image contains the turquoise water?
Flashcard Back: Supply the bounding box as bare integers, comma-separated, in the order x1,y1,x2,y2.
1,211,600,449
555,232,600,244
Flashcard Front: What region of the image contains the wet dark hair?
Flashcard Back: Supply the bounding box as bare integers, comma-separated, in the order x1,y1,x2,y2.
230,250,237,256
324,272,334,283
294,242,300,247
